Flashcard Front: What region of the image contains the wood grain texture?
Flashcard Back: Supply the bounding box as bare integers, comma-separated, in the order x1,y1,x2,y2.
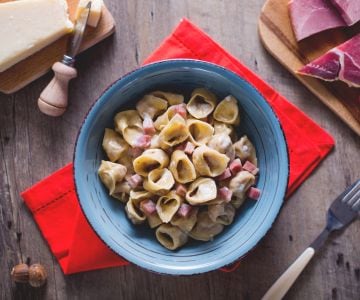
258,0,360,136
0,0,115,94
0,0,359,299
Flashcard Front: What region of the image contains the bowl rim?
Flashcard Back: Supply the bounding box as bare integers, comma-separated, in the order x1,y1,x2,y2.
73,58,289,275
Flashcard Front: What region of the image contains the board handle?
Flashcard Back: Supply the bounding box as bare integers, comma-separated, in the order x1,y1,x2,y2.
38,62,77,117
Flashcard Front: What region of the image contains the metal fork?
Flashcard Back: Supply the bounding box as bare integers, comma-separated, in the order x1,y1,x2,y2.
262,179,360,300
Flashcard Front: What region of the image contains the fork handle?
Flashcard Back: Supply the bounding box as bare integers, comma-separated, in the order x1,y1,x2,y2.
262,247,315,300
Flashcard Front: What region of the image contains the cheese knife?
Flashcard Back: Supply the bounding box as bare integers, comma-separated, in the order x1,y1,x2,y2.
38,1,92,117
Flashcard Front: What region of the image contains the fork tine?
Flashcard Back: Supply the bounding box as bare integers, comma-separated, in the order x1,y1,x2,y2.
347,188,360,206
342,180,360,205
352,196,360,211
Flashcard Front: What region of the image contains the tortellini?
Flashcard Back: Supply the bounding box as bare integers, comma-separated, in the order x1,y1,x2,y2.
187,88,217,119
187,119,214,146
189,211,224,241
186,177,217,205
133,149,169,176
229,171,256,208
150,91,184,105
98,160,127,195
143,168,175,195
213,96,239,125
159,114,189,148
156,191,183,223
169,150,197,184
98,88,261,251
114,110,143,147
192,145,230,177
233,135,258,166
102,129,129,162
208,203,236,225
156,224,188,250
136,94,168,119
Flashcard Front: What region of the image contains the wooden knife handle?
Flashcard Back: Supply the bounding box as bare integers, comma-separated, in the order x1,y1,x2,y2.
38,62,77,117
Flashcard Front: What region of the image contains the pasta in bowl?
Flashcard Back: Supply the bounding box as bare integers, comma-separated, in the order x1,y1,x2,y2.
98,89,260,250
74,59,288,275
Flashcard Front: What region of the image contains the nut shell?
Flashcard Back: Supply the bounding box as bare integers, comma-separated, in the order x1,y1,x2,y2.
29,264,47,287
11,264,29,283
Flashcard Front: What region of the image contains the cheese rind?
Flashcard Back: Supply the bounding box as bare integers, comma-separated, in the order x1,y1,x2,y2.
0,0,73,72
77,0,104,27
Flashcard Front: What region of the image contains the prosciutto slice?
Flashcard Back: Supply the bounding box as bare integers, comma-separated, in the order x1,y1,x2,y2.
289,0,346,41
298,33,360,87
330,0,360,26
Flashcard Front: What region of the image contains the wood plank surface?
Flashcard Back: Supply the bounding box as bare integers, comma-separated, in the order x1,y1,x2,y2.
258,0,360,136
0,0,115,94
0,0,359,299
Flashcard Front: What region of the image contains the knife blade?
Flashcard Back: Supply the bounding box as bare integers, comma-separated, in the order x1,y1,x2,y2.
62,1,92,66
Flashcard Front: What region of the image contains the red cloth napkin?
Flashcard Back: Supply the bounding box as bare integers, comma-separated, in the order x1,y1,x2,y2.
21,19,335,275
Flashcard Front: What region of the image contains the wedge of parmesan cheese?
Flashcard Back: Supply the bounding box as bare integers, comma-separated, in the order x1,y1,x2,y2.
76,0,103,28
0,0,73,72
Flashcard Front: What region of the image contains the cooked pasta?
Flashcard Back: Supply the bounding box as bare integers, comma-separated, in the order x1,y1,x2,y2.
169,150,197,184
213,95,240,125
192,145,230,177
98,88,261,250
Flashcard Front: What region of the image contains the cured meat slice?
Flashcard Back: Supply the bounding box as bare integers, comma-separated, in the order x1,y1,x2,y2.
289,0,346,41
298,33,360,87
331,0,360,26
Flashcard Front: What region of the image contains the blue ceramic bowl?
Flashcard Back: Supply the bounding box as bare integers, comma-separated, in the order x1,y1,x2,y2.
74,59,289,275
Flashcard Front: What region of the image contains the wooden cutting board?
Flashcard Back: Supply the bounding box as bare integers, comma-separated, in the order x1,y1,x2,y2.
258,0,360,136
0,0,115,94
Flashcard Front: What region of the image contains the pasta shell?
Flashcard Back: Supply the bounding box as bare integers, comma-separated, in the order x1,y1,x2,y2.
143,168,175,195
112,181,131,203
208,203,236,225
186,177,217,205
153,105,183,131
147,214,163,229
213,95,239,124
187,88,217,119
207,133,235,161
187,119,214,146
233,135,258,166
229,171,255,208
213,121,235,137
136,94,168,119
98,160,127,195
133,149,169,176
159,114,189,148
150,91,184,105
125,198,146,224
171,207,198,232
150,134,161,149
102,128,129,162
192,145,230,177
129,190,153,202
169,150,197,184
189,211,224,241
156,191,183,223
155,224,188,250
114,110,143,147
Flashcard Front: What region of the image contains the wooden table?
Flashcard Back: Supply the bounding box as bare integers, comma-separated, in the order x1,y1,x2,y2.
0,1,359,299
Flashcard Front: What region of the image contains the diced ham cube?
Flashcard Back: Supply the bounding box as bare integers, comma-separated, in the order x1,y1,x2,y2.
127,174,143,188
175,183,187,197
184,142,195,155
177,203,193,218
171,104,187,119
247,187,261,200
218,186,233,202
129,147,143,158
217,168,232,180
142,115,156,135
140,199,156,215
229,158,242,175
133,134,151,149
242,160,259,175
